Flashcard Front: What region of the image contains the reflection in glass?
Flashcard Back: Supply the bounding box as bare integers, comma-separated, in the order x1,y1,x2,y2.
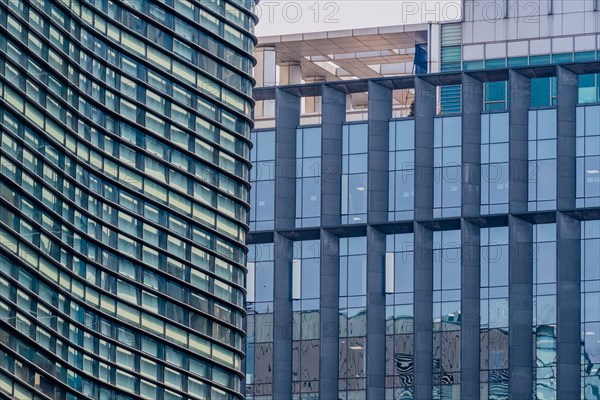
389,120,415,221
434,117,462,218
339,237,367,399
292,240,320,397
528,110,557,211
533,224,557,399
342,124,368,224
582,221,600,399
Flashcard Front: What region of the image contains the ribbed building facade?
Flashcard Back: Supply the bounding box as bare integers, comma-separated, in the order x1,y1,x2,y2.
0,0,255,398
247,62,600,400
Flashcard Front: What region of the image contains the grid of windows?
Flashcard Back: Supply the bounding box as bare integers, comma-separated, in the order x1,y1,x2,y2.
249,130,275,231
245,244,274,399
432,230,461,398
434,117,462,218
248,60,600,400
481,113,509,214
576,105,600,208
385,233,415,400
0,0,255,397
582,221,600,399
339,237,367,399
528,109,557,211
342,124,368,224
296,128,322,228
292,240,321,398
480,227,509,399
388,119,415,221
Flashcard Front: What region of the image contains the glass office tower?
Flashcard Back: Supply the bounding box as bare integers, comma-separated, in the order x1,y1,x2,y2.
248,62,600,399
0,0,255,398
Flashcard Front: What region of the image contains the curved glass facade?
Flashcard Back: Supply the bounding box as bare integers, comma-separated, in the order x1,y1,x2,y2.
0,0,255,398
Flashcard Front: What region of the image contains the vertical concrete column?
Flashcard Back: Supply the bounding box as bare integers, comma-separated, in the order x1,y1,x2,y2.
272,88,300,398
274,88,300,231
556,66,578,211
319,228,340,400
556,212,581,399
461,74,483,218
253,46,276,118
460,220,481,400
272,232,294,399
414,77,436,221
368,81,393,223
321,86,345,228
319,85,344,399
303,76,326,114
413,222,434,399
366,226,386,399
508,215,533,399
555,65,581,399
508,70,530,214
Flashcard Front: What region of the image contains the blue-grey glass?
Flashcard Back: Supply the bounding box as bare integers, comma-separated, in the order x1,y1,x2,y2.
253,160,275,181
340,258,348,297
347,174,367,215
442,117,461,147
585,164,600,199
537,110,557,140
395,150,414,169
301,179,321,218
349,154,368,174
394,172,414,212
489,113,509,143
585,136,600,156
302,158,321,178
488,245,508,286
348,124,368,154
489,143,509,163
395,121,415,150
585,239,600,280
442,172,461,208
347,256,367,296
535,295,557,325
257,131,275,161
303,128,322,158
536,160,557,202
255,180,275,222
585,292,600,322
302,259,320,299
537,140,556,160
254,261,274,303
442,147,461,165
394,253,414,293
585,106,600,136
441,257,461,291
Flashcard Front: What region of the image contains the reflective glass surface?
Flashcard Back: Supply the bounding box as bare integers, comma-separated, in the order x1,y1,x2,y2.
292,240,320,397
528,109,557,211
434,117,462,218
480,227,509,398
481,113,509,214
0,0,255,397
296,127,322,228
339,237,367,398
576,106,600,208
342,124,368,224
249,130,275,231
533,224,557,399
385,233,415,400
582,221,600,399
389,120,415,221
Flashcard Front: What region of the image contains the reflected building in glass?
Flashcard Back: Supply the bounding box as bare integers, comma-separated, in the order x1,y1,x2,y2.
247,60,600,399
0,0,256,398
